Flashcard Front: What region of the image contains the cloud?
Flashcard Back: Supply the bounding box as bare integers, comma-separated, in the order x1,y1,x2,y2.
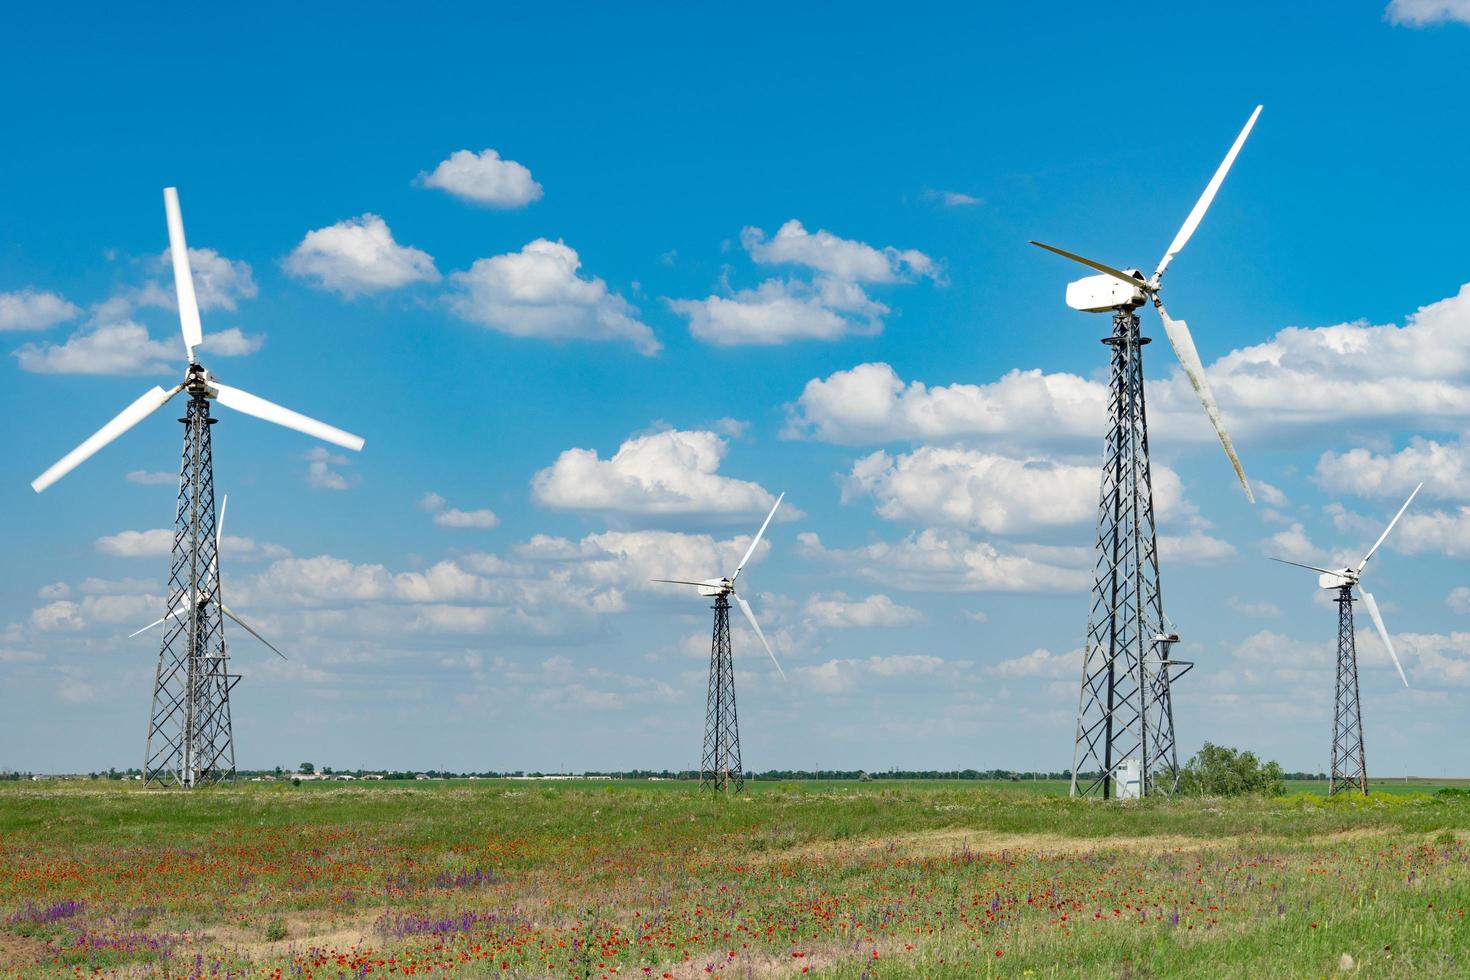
788,284,1470,453
31,601,85,632
228,526,771,645
95,527,286,562
0,289,80,331
797,529,1089,594
802,592,923,628
741,220,938,284
153,247,258,312
417,148,542,208
419,491,499,529
1449,587,1470,614
13,321,178,374
785,363,1104,445
95,529,174,558
1395,631,1470,686
991,646,1080,679
843,447,1187,534
798,654,948,694
1315,438,1470,501
284,214,439,297
450,239,658,355
1387,507,1470,558
669,278,889,346
125,470,175,486
1228,597,1281,618
1386,0,1470,25
668,221,938,347
532,428,782,521
1158,531,1237,565
306,447,354,491
1255,481,1288,507
925,189,983,208
202,327,265,356
14,317,260,375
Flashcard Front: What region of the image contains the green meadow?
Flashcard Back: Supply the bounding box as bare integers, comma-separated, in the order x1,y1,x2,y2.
2,779,1469,977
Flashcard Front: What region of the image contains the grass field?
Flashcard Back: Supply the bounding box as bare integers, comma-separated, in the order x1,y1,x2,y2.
3,780,1470,977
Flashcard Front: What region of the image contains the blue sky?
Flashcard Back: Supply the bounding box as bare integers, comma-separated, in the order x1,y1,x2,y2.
4,2,1470,776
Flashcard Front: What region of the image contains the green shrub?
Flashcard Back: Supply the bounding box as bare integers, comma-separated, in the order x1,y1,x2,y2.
1177,742,1286,797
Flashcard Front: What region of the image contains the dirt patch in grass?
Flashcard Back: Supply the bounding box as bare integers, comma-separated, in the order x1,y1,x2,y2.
0,930,49,971
774,825,1398,864
204,909,381,959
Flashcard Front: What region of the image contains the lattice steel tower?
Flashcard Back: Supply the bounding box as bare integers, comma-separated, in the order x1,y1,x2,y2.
28,187,363,791
1031,108,1265,798
700,595,742,793
1329,587,1367,796
651,494,787,795
146,381,238,787
1069,310,1194,799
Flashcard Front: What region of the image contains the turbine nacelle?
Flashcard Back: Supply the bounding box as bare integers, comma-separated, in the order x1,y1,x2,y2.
697,577,732,597
1031,105,1263,505
29,188,364,494
652,493,787,680
1065,271,1148,313
1272,483,1423,689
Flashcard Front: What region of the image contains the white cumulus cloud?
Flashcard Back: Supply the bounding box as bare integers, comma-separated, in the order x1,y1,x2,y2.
1316,438,1470,501
742,220,937,284
797,529,1089,594
418,148,543,208
419,491,499,529
1386,0,1470,25
152,247,258,312
14,321,178,375
669,221,938,347
450,239,658,355
532,428,782,521
306,447,354,491
802,592,923,628
0,289,80,331
284,214,439,297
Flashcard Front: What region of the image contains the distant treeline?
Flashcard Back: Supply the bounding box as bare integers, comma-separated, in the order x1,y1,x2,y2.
4,767,1337,782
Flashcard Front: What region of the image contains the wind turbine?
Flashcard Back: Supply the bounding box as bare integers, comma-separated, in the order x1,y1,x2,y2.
129,495,287,662
1273,483,1420,796
653,493,786,793
31,188,363,788
1032,106,1263,799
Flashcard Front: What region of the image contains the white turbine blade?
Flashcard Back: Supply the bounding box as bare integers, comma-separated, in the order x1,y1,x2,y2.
734,594,785,680
733,493,784,582
1359,482,1423,572
1154,298,1253,503
163,187,204,362
1028,242,1147,289
32,384,185,493
211,382,365,452
221,604,288,661
1154,105,1263,282
1360,590,1408,687
651,578,715,588
1269,557,1339,576
129,604,186,638
213,494,228,580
